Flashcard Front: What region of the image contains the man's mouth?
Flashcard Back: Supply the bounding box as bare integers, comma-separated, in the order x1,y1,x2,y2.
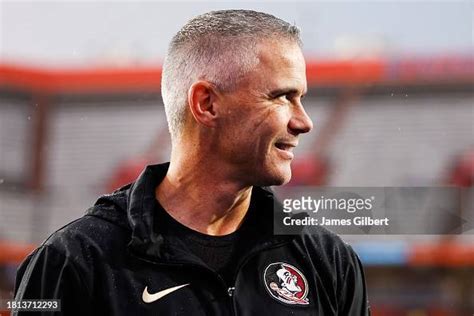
275,140,297,151
274,141,297,159
275,143,295,151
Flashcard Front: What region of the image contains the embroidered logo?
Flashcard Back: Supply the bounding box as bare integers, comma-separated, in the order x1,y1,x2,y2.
142,284,189,303
263,262,310,305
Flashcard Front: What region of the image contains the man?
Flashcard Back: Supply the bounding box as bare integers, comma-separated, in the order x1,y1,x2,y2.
14,10,370,315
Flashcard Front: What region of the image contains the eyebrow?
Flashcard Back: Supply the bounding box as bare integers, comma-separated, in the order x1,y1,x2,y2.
268,87,307,98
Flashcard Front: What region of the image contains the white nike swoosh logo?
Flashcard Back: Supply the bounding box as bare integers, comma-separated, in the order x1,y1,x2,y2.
142,284,190,303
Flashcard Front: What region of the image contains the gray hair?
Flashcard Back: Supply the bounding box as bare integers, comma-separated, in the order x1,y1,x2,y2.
161,9,302,141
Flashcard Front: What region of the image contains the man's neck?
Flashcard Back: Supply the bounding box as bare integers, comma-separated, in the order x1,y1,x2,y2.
155,159,253,236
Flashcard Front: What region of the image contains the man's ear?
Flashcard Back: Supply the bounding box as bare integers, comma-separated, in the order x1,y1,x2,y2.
187,81,219,128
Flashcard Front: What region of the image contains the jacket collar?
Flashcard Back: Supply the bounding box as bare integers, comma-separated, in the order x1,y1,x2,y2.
104,162,296,264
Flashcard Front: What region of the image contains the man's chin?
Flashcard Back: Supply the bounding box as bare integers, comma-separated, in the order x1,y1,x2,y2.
257,165,292,187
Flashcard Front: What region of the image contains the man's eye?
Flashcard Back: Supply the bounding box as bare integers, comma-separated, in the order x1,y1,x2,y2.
276,94,291,101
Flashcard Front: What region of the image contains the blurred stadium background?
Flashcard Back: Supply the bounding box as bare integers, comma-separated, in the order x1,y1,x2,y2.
0,1,473,315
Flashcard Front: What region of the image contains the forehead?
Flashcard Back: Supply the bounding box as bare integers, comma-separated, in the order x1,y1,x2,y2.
252,40,307,91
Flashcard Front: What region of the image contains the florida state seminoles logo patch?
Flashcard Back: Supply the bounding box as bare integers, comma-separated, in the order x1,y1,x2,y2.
263,262,310,306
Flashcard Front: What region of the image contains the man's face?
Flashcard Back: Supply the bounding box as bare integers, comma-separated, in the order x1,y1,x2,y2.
215,40,313,186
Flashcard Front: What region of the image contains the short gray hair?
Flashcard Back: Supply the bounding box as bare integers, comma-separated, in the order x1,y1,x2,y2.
161,9,302,141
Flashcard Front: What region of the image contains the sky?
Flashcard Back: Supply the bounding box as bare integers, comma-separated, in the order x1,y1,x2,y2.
0,1,472,67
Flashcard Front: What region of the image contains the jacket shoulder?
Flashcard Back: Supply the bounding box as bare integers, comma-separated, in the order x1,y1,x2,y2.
45,186,133,257
42,212,131,263
291,226,360,282
28,186,131,271
15,213,132,302
292,226,369,315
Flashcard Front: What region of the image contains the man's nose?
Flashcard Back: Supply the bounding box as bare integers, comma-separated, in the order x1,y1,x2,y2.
289,103,313,135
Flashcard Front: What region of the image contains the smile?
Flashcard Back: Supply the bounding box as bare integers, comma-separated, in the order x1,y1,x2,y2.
274,142,296,160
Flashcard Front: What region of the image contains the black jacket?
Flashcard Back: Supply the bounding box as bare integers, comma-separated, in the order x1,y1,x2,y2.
14,163,370,315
